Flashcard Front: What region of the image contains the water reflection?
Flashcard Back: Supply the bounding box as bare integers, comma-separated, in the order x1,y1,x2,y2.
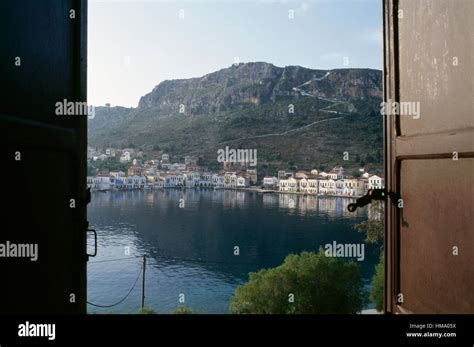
88,189,374,314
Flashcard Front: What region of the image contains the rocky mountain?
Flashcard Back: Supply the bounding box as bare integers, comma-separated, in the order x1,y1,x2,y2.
89,62,383,176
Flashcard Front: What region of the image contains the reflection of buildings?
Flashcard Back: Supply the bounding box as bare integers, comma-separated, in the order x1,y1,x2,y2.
90,189,367,220
236,191,246,207
262,193,279,207
367,202,383,221
318,197,336,216
305,195,318,211
279,193,296,209
275,194,365,218
297,194,319,212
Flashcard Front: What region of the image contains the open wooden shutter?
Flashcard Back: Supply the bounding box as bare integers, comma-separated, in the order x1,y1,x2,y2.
383,0,474,313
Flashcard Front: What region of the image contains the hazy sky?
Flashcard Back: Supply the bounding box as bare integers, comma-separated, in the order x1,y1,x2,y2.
88,0,382,107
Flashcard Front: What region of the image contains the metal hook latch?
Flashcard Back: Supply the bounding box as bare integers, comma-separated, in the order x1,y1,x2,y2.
86,228,97,259
347,188,399,212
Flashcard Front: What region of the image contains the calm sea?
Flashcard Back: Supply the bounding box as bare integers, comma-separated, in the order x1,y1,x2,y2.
87,189,377,314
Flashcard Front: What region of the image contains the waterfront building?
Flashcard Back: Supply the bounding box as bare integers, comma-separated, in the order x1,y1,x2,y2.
184,172,201,187
237,176,249,188
212,174,225,188
306,178,319,194
199,173,213,187
110,176,124,190
263,176,278,188
125,176,146,189
368,175,384,189
279,177,298,193
87,175,112,191
164,174,184,188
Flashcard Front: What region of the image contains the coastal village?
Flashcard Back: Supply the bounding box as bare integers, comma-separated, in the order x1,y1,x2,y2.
87,147,384,197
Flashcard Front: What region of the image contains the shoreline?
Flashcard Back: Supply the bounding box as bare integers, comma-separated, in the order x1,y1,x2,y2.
91,186,363,198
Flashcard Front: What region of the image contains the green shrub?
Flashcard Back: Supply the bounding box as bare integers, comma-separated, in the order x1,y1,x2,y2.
171,306,195,314
137,307,157,314
230,249,363,314
370,252,384,312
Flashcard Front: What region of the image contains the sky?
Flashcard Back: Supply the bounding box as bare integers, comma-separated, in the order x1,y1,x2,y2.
88,0,382,107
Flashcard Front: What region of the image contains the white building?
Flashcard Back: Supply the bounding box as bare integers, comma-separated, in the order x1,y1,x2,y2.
125,176,146,189
343,178,365,196
199,173,213,187
87,176,112,190
263,176,278,188
93,154,107,161
298,177,319,194
335,179,345,195
184,172,201,187
237,176,249,188
327,166,344,180
212,174,225,188
224,172,238,188
123,148,135,155
306,178,319,194
105,148,116,157
295,171,308,179
298,178,308,192
319,178,336,195
164,174,184,187
279,177,298,192
120,151,131,163
368,175,384,189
